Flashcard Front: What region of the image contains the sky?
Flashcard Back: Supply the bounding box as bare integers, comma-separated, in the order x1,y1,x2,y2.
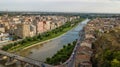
0,0,120,13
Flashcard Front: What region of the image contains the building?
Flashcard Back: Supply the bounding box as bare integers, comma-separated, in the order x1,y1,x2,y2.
0,27,5,33
15,23,30,38
36,21,44,34
50,22,55,30
75,46,92,67
44,21,51,31
0,33,9,41
30,24,36,37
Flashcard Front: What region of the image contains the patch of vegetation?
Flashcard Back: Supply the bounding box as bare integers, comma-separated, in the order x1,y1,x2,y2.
45,40,77,65
92,27,120,67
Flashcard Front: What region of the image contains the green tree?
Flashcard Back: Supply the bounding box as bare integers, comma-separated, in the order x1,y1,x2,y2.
12,35,18,41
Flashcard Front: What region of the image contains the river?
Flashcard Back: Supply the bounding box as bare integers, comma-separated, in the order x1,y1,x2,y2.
0,19,90,67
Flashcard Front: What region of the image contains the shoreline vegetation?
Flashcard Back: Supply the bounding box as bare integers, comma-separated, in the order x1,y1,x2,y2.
45,40,77,65
2,18,84,52
92,27,120,67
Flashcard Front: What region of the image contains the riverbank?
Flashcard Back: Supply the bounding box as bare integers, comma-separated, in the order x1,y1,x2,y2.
9,25,74,52
2,18,84,52
45,40,77,65
20,26,75,51
17,19,84,54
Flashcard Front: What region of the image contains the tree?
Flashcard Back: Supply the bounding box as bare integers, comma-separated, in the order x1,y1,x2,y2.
21,39,28,45
73,41,76,45
103,50,114,61
14,42,18,46
33,36,38,41
46,58,50,62
68,43,71,46
63,45,66,48
12,35,18,41
37,34,42,39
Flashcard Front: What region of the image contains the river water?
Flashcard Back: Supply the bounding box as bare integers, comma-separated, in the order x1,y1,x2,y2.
0,19,90,67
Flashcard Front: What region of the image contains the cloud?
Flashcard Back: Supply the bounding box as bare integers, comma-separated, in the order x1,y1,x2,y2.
0,0,120,13
110,0,120,1
0,0,115,2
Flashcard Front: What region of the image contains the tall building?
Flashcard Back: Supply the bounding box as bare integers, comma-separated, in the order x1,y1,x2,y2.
36,21,44,34
44,21,51,31
34,21,50,34
15,23,30,38
50,22,55,30
30,24,36,37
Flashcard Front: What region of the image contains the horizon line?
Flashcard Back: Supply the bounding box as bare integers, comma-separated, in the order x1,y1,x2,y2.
0,10,120,15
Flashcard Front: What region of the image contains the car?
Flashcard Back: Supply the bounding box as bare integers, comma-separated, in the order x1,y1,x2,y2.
41,63,45,67
72,52,74,55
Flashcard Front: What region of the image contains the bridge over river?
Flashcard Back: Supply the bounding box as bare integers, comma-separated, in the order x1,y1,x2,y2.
0,50,53,67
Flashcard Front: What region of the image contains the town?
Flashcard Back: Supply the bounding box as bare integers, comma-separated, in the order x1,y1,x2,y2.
1,0,120,67
75,17,120,67
0,14,79,46
0,12,120,67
